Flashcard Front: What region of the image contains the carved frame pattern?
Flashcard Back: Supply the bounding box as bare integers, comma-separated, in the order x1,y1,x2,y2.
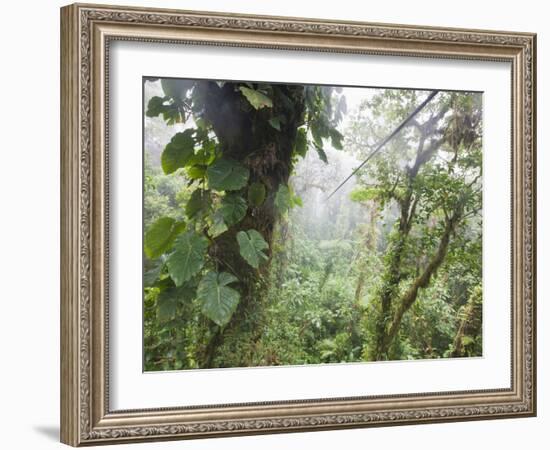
60,3,536,446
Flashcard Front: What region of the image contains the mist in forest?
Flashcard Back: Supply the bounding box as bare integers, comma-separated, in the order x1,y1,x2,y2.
143,79,483,370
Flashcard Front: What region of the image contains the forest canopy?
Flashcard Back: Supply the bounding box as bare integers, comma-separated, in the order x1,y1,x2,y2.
143,78,483,371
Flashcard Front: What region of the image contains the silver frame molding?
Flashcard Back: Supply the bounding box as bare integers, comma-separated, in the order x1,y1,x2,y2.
61,3,536,446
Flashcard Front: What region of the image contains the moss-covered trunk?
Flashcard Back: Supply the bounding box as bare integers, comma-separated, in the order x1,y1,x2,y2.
196,83,306,367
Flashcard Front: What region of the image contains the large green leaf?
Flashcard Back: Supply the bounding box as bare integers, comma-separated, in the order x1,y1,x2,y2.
207,158,249,191
161,129,195,174
144,217,185,259
145,96,167,118
274,184,292,215
166,233,208,287
329,128,344,150
145,95,181,124
220,194,247,226
185,189,212,219
247,182,266,207
197,271,240,326
237,229,269,269
293,128,308,157
239,86,273,110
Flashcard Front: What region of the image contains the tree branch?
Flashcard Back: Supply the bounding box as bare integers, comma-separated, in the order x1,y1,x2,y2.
381,202,463,352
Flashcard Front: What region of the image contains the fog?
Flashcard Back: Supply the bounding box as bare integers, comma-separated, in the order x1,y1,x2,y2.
143,80,377,243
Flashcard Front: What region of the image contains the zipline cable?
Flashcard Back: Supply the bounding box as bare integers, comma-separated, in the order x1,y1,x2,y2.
326,90,439,201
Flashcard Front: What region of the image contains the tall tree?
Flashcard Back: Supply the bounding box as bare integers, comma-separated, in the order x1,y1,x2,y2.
347,90,482,360
144,79,345,367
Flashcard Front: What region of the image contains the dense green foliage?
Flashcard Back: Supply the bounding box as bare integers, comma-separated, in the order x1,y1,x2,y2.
143,79,482,370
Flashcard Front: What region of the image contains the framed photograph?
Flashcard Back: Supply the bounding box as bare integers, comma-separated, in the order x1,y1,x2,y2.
60,3,536,446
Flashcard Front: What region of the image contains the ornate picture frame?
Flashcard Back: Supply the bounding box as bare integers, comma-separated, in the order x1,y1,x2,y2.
60,3,536,446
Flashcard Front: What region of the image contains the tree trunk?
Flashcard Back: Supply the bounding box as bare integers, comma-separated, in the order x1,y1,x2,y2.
372,179,417,360
369,128,447,360
196,82,306,367
354,205,378,306
372,210,460,360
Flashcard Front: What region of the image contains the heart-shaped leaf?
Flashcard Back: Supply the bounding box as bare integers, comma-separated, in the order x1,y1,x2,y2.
248,182,266,207
166,233,208,287
207,158,249,191
161,129,195,174
197,271,240,326
237,229,269,269
220,194,247,226
144,217,185,259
